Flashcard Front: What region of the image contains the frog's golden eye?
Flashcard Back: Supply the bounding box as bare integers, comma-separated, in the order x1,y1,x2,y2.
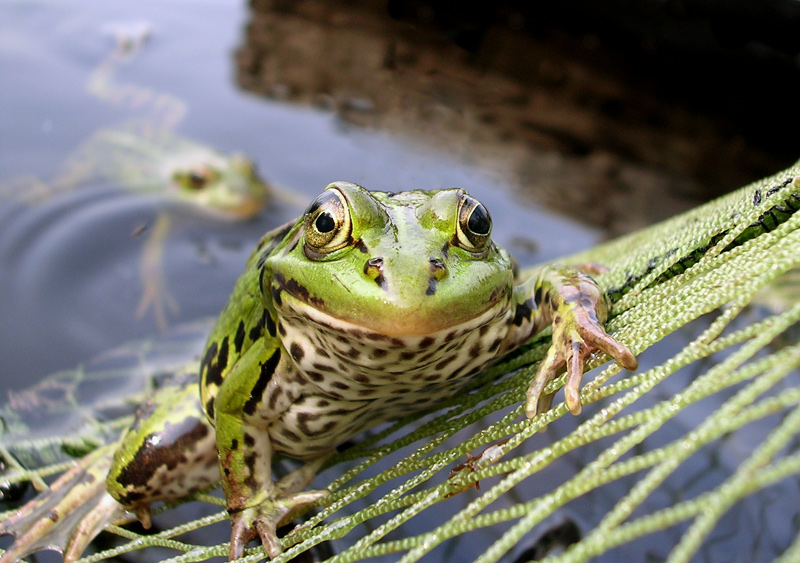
455,194,492,253
174,166,218,191
303,188,352,255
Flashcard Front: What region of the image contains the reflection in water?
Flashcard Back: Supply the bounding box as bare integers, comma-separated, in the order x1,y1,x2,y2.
235,0,799,235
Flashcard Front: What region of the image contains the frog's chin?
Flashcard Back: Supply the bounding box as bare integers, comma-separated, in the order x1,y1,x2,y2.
277,291,508,338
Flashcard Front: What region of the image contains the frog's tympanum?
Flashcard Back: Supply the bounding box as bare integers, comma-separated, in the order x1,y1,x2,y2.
0,182,637,561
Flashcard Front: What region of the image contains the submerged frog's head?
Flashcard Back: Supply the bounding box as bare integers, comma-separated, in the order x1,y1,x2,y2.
262,182,515,337
170,153,270,219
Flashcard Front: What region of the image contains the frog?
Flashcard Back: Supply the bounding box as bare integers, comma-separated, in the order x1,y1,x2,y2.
0,23,274,329
0,182,637,562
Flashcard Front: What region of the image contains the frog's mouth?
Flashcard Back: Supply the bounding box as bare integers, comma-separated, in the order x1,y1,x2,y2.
273,278,512,339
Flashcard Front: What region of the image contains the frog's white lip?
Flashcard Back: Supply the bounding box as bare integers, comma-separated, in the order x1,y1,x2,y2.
277,290,508,338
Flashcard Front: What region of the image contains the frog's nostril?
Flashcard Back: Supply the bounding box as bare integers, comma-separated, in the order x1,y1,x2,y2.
429,258,447,281
364,257,386,290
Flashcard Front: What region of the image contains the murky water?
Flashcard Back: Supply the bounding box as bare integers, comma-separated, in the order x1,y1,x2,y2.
0,0,598,393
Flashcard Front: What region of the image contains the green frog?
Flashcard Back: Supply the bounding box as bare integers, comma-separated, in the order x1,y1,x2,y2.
0,182,636,562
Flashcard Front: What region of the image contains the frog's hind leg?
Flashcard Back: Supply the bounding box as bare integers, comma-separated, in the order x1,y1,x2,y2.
0,444,128,563
105,376,219,521
0,375,219,563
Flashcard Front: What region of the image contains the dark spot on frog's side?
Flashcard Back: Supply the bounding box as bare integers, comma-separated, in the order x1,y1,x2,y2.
234,320,246,354
242,349,281,416
271,283,283,306
265,313,277,338
201,337,229,388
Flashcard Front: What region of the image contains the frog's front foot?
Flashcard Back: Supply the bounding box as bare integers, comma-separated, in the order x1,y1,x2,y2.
228,489,328,560
525,302,637,419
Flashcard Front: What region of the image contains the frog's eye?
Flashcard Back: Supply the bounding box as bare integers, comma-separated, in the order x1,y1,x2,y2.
303,188,353,255
174,166,218,191
455,194,492,253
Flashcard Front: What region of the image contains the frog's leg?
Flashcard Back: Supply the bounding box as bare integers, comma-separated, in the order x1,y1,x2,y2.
510,265,638,418
135,212,179,329
105,375,218,517
0,375,218,563
213,341,329,560
0,444,128,563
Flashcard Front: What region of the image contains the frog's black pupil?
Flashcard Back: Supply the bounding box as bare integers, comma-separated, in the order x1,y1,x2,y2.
315,212,336,233
188,172,206,189
468,205,490,235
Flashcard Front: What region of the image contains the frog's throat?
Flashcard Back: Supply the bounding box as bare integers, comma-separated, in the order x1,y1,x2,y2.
275,292,515,398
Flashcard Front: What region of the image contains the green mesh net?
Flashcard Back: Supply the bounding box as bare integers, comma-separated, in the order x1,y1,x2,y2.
1,161,799,562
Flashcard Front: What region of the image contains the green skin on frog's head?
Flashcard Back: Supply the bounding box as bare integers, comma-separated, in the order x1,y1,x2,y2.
265,181,515,338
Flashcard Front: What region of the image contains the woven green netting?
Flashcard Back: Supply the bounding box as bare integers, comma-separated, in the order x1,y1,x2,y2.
1,161,799,562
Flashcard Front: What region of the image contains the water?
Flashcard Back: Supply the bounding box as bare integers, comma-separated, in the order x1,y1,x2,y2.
0,0,599,392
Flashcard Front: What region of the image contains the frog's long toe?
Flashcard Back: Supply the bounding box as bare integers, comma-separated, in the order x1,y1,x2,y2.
228,489,328,560
525,316,637,419
0,445,130,563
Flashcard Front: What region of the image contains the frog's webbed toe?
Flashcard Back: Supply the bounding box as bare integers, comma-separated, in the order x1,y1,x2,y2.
0,445,131,563
525,307,637,419
227,456,330,560
228,489,328,560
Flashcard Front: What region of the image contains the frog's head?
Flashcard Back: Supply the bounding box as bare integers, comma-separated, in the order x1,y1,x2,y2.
263,182,514,337
170,154,270,219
